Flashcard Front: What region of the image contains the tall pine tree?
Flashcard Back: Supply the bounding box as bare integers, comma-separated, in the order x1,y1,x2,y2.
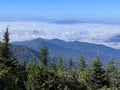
68,57,73,72
78,55,87,88
57,56,63,75
40,46,48,67
0,27,22,90
86,56,109,90
106,59,120,89
0,27,13,69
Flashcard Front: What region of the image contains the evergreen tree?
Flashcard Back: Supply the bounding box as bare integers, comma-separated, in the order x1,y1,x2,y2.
27,48,57,90
48,59,54,70
11,61,27,90
0,28,27,90
86,56,109,90
79,55,86,72
40,46,48,67
26,64,40,90
57,56,63,75
0,69,20,90
56,57,66,89
68,57,73,72
26,56,41,90
0,27,22,90
0,27,13,69
41,62,56,90
78,55,87,88
106,59,120,89
67,57,75,80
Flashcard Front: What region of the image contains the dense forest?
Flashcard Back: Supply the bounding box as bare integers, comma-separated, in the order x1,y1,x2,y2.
0,28,120,90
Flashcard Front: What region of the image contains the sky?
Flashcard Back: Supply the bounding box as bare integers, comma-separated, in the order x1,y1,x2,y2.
0,0,120,20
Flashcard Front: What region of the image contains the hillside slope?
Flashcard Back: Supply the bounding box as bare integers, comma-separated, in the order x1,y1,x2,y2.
12,38,120,67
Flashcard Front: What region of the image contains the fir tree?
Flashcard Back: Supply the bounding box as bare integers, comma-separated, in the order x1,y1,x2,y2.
67,57,75,79
68,57,73,72
27,48,57,90
57,56,63,74
78,55,87,88
11,61,27,90
0,27,22,90
79,55,86,72
107,59,120,89
0,70,20,90
0,27,13,69
40,46,48,67
26,56,41,90
87,56,108,90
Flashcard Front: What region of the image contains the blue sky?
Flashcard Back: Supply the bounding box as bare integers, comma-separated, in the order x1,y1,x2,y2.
0,0,120,20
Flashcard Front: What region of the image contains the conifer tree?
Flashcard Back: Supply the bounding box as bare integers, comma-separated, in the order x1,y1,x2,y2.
27,48,58,90
0,28,27,90
0,27,13,69
86,55,108,90
26,56,41,90
40,46,48,67
56,57,66,89
68,57,73,72
0,70,20,90
78,55,87,88
57,56,63,74
67,57,75,79
48,59,55,72
0,27,23,90
107,59,120,89
11,61,27,90
79,55,86,72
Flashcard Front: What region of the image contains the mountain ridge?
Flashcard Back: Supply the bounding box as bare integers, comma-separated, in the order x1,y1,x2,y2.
12,38,120,67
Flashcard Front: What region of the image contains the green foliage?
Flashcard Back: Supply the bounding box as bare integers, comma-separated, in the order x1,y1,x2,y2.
10,61,27,90
26,48,57,90
0,27,13,69
40,46,48,66
106,59,120,89
56,57,64,77
78,69,88,86
0,69,20,90
77,55,88,89
68,57,73,72
86,56,109,90
0,28,27,90
79,55,86,72
26,62,40,90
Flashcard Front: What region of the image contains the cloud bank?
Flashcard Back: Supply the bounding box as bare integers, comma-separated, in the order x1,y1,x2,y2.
0,21,120,49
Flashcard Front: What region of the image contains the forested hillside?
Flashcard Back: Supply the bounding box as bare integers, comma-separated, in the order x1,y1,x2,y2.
0,28,120,90
10,44,39,63
13,38,120,67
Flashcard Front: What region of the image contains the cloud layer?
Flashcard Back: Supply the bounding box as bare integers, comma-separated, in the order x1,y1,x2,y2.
0,21,120,49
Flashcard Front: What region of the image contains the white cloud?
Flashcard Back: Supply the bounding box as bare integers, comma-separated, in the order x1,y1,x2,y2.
0,21,120,49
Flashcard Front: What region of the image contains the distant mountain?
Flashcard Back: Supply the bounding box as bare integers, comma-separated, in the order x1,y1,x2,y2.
12,38,120,67
51,20,82,24
50,19,120,24
10,44,39,63
106,34,120,42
